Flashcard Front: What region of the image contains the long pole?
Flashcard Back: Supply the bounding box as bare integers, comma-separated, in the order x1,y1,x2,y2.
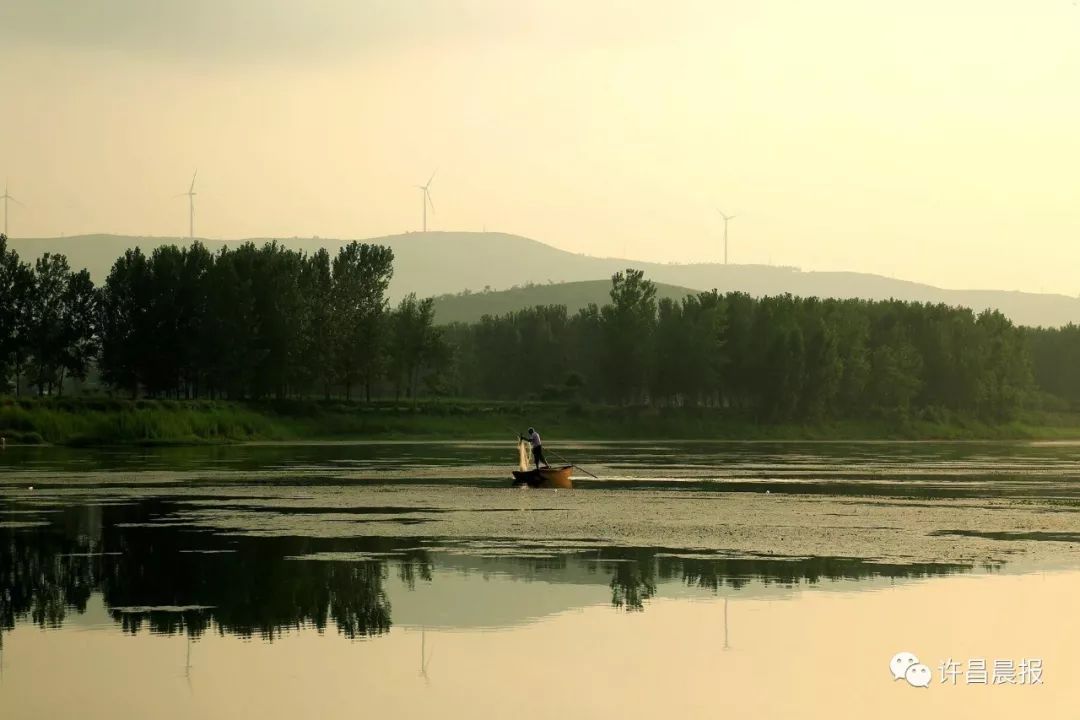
547,448,599,479
508,427,598,478
3,194,7,236
422,190,427,232
189,194,194,239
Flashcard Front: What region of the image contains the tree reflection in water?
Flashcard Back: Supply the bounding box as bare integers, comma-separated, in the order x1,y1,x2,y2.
0,500,974,642
610,560,657,611
0,501,430,641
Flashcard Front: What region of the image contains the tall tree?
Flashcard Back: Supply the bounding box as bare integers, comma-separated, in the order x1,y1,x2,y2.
99,249,153,398
868,308,923,419
800,313,842,420
58,268,100,393
974,310,1031,421
26,254,72,395
202,245,257,399
330,242,394,401
247,242,306,399
600,269,657,403
0,235,30,393
299,249,335,398
388,294,445,400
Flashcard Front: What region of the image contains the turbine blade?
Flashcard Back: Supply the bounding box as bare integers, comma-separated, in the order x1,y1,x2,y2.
426,190,435,213
426,168,437,187
190,171,197,193
10,196,23,206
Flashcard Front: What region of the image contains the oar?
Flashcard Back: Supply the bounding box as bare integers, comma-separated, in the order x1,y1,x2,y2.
547,448,599,479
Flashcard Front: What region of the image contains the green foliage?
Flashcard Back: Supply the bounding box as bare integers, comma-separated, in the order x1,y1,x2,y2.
0,234,25,389
444,270,1038,423
388,293,447,400
601,269,657,403
99,247,152,396
93,240,408,402
0,240,1064,431
1026,324,1080,410
330,242,394,400
443,304,573,400
3,396,1080,446
0,397,280,445
0,240,99,398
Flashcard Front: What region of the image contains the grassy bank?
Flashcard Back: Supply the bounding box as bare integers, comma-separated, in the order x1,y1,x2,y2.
3,397,1080,446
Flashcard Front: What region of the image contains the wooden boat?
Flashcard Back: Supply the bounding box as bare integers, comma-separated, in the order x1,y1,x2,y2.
511,465,574,489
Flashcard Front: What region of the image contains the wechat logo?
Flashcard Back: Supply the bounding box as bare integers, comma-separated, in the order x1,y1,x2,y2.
890,651,931,688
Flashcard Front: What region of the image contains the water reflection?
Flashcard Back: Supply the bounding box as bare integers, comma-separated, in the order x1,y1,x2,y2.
0,500,974,642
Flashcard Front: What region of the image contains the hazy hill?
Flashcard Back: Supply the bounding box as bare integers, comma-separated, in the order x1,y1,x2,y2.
9,231,1080,328
431,279,699,324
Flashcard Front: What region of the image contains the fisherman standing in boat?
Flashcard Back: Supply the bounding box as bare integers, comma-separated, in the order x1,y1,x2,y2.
522,427,549,469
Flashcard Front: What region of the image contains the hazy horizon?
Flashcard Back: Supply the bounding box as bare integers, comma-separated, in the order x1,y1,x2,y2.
2,1,1080,295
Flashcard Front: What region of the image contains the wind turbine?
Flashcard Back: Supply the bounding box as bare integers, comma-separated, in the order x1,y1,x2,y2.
177,171,197,239
417,170,436,232
717,208,736,265
1,182,24,237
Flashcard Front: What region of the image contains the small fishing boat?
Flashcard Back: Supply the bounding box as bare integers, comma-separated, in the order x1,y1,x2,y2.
511,465,574,489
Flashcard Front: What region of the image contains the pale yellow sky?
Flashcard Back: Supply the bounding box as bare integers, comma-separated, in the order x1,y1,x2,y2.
1,0,1079,293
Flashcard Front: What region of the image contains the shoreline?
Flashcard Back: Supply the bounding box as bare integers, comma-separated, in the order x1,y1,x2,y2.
3,397,1080,447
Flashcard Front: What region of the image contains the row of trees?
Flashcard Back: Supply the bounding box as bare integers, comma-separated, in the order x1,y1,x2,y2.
2,235,1078,418
0,235,98,396
445,269,1038,421
0,235,445,399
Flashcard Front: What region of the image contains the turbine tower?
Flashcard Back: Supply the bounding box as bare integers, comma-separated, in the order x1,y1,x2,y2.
1,182,23,237
417,170,436,232
717,208,736,265
177,171,197,239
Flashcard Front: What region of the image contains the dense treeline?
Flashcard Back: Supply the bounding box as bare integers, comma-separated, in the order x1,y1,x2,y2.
2,234,1080,422
445,269,1040,421
1025,324,1080,410
1,234,445,400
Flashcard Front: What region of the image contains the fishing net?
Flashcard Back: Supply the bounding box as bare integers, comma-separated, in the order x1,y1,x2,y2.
518,439,530,471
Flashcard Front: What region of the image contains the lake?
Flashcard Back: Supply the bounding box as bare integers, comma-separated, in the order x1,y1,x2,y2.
1,441,1079,718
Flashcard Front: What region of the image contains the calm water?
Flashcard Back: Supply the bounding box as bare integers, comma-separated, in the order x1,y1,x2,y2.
1,441,1079,719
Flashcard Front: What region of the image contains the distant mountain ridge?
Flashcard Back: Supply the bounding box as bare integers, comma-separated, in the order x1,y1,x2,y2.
9,231,1080,328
